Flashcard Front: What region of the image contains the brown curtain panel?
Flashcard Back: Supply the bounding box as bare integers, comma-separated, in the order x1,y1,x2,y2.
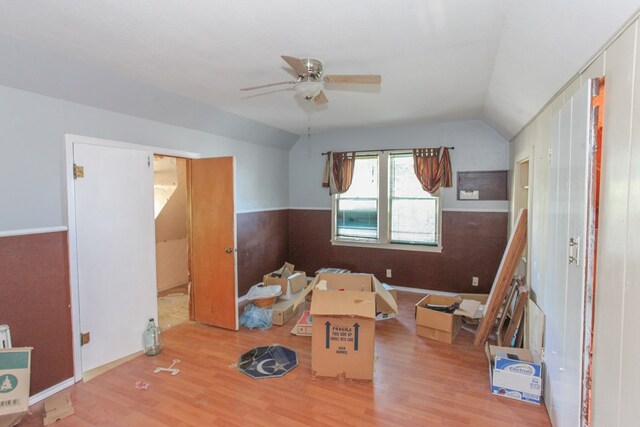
413,147,452,195
322,153,331,188
322,151,356,194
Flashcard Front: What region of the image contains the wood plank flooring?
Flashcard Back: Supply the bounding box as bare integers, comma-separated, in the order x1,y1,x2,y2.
19,291,551,426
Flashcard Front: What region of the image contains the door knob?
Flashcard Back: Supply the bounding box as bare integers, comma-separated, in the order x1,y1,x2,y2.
225,247,233,254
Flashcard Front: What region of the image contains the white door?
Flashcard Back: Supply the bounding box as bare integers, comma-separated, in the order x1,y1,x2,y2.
545,81,596,426
73,143,157,373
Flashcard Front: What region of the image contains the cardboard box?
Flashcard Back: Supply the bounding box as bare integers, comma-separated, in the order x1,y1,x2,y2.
414,294,480,344
311,289,376,382
271,294,302,326
263,263,306,300
485,344,543,404
276,272,308,301
0,412,25,427
292,310,313,336
0,347,32,416
457,293,489,304
43,392,74,425
293,273,398,316
291,273,397,381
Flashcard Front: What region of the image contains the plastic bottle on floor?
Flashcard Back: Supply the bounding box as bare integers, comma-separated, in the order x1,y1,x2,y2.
142,318,163,356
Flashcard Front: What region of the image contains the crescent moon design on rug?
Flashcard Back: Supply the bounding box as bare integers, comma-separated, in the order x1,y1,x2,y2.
256,359,276,375
237,345,298,379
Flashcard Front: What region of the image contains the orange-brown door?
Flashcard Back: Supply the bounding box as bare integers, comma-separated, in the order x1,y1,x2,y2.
189,156,237,330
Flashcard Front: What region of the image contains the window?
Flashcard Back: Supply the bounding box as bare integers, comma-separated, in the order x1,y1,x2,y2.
389,153,438,245
335,155,378,240
333,152,441,251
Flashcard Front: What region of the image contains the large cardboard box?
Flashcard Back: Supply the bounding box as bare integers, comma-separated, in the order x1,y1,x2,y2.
0,347,32,416
292,273,397,381
311,289,376,382
263,263,307,300
414,294,480,343
294,273,398,316
485,344,543,404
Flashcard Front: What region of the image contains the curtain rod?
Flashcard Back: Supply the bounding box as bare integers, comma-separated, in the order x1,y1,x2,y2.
321,146,454,156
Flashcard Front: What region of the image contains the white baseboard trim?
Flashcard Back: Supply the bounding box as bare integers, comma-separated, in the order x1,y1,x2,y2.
28,377,75,405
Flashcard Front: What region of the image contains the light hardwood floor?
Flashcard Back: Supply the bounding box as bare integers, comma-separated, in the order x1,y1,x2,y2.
20,291,551,426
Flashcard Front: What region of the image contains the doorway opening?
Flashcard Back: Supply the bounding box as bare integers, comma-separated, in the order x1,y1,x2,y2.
154,155,191,330
66,135,237,381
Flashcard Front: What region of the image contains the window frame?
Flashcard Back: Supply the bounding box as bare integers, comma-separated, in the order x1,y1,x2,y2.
331,151,443,253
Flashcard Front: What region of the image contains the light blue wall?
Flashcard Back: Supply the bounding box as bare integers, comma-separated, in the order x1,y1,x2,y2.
0,85,290,231
289,120,510,211
0,33,297,150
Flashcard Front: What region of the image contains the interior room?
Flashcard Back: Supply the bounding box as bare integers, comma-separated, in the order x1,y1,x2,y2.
0,2,639,426
154,155,190,330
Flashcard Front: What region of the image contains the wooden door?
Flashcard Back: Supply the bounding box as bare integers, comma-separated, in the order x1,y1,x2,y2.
190,157,238,330
74,143,157,373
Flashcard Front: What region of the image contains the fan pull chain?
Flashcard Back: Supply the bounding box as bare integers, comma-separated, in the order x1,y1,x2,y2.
307,110,312,138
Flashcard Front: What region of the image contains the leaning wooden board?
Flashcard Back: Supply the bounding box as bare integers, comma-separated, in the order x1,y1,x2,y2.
474,208,527,346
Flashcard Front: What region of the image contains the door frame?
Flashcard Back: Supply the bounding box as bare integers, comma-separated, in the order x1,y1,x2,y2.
65,134,200,381
513,149,534,281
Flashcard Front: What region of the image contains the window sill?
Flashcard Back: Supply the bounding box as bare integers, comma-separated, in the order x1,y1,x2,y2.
331,239,443,253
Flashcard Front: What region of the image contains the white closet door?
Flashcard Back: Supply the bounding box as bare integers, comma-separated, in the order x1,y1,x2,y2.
74,143,157,373
546,81,594,426
564,82,592,426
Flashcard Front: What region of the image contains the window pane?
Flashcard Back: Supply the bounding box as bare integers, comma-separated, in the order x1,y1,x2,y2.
390,154,424,197
390,198,437,244
336,198,378,239
390,153,438,245
336,156,378,239
340,156,378,198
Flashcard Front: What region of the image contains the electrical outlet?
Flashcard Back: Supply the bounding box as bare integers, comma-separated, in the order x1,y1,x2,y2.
386,269,392,278
472,277,479,287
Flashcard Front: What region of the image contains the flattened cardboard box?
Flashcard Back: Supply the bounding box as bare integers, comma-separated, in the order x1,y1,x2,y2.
311,290,376,382
414,294,481,344
43,392,74,425
376,284,398,321
485,343,543,404
271,295,302,326
292,310,312,336
0,347,32,416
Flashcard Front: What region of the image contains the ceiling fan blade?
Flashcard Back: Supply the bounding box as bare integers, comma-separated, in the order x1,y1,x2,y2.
314,90,328,105
281,55,309,77
324,75,382,84
240,81,296,91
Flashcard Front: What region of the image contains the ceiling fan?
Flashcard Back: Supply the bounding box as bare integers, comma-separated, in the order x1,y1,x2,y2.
240,55,382,105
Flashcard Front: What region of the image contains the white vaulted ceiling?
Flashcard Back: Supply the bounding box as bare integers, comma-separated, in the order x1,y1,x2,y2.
0,0,638,141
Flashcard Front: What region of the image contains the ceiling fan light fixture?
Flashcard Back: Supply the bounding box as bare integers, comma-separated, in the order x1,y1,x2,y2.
295,81,323,98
